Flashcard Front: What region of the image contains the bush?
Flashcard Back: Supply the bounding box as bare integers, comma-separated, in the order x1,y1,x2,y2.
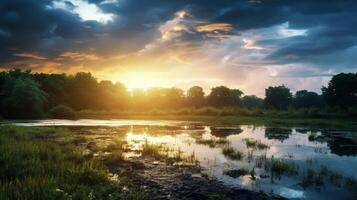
49,105,77,119
194,107,221,115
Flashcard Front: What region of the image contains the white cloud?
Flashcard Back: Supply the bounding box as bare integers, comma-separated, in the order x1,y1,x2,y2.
243,38,265,50
278,22,307,38
50,0,115,24
100,0,119,5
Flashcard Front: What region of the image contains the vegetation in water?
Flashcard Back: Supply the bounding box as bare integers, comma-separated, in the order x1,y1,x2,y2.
244,138,269,150
222,146,243,160
0,126,148,200
196,137,229,148
141,140,198,165
269,157,298,181
300,165,357,193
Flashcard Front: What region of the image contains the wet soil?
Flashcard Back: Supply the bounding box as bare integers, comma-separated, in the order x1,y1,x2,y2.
108,157,277,200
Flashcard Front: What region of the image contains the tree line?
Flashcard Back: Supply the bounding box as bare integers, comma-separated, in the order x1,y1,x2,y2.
0,69,356,118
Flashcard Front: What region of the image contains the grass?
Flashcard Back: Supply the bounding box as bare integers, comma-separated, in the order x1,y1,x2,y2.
103,151,125,166
141,140,163,159
301,165,357,192
140,141,198,165
244,138,269,150
196,138,229,148
269,157,298,181
0,125,147,200
222,146,243,160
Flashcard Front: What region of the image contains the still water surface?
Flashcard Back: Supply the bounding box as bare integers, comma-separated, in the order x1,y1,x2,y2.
10,119,357,200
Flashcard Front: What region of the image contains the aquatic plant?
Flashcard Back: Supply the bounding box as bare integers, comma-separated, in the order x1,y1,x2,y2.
300,165,357,192
269,157,298,182
105,139,127,152
244,138,269,150
244,138,269,163
196,138,229,148
141,140,163,159
301,168,323,188
222,146,243,160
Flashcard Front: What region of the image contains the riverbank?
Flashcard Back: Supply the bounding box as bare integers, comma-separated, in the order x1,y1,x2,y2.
75,112,357,129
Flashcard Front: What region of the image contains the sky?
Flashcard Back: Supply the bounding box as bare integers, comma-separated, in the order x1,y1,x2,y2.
0,0,356,96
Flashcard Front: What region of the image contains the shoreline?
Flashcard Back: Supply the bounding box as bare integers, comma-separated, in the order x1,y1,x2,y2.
3,115,357,129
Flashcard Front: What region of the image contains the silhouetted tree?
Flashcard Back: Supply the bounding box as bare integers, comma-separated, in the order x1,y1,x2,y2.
67,72,99,110
1,68,356,119
33,73,69,110
145,87,185,109
132,88,148,110
208,86,243,107
322,73,357,108
187,86,205,107
264,85,292,109
241,95,264,108
165,87,185,108
97,81,129,110
293,90,323,108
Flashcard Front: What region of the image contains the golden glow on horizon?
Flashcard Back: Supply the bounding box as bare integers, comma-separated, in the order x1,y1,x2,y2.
115,71,170,91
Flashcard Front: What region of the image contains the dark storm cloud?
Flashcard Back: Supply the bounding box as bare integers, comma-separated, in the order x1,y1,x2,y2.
0,0,107,64
255,0,357,68
0,0,356,71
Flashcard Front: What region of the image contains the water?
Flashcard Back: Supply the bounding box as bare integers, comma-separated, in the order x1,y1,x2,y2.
9,119,357,199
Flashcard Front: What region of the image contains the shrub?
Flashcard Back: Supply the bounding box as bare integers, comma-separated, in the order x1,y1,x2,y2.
49,104,77,119
194,107,221,115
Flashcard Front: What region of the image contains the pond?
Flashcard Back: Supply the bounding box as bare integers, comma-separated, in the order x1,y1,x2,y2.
9,119,357,200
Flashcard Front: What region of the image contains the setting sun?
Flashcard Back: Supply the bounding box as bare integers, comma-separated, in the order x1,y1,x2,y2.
1,1,357,199
115,71,170,90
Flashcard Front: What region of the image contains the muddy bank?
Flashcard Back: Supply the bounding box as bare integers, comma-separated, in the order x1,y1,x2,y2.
109,158,274,200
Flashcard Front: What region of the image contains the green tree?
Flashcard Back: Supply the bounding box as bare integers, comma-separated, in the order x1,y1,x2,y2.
1,77,47,118
264,85,292,109
187,86,205,107
165,87,185,108
67,72,99,110
293,90,323,108
241,95,264,108
322,73,357,108
208,86,243,107
33,73,69,110
97,81,129,110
